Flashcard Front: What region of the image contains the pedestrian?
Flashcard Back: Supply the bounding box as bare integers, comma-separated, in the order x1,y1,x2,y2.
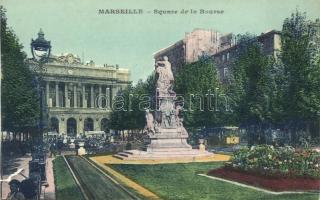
49,143,56,157
6,179,25,200
20,177,39,200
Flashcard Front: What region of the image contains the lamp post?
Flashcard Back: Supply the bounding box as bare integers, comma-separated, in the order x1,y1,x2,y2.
30,29,51,187
30,29,51,143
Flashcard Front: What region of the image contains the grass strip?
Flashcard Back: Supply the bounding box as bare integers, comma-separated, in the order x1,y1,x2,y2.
90,156,160,200
53,156,85,200
66,155,134,200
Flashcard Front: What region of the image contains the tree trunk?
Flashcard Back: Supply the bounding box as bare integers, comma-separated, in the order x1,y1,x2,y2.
306,121,310,139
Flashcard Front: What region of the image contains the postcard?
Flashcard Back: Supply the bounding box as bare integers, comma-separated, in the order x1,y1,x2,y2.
1,0,320,199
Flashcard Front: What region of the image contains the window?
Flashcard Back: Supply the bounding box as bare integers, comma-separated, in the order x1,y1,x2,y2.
222,54,225,62
227,52,230,61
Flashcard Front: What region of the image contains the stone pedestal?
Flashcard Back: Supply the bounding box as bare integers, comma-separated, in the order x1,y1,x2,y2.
147,128,191,152
199,144,206,151
113,149,213,160
114,127,213,161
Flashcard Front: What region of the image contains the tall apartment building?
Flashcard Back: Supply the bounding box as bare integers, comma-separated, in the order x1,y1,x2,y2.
154,29,281,81
214,30,281,82
154,29,221,73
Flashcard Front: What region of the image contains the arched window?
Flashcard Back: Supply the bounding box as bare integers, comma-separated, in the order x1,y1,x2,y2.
67,118,77,136
84,118,94,131
50,117,59,133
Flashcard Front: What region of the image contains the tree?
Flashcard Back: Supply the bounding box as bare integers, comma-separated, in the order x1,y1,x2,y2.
280,10,320,140
228,34,277,144
1,6,40,139
109,74,156,133
174,57,226,129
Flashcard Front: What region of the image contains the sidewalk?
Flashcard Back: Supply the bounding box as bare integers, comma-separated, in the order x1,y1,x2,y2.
1,154,56,200
1,154,31,200
43,157,55,200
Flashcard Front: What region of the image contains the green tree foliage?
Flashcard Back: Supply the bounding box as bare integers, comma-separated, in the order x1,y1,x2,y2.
174,57,226,128
228,34,276,133
280,10,320,135
1,6,40,134
109,74,156,131
109,84,134,131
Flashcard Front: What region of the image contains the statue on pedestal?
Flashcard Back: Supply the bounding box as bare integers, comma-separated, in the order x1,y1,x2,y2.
113,56,213,160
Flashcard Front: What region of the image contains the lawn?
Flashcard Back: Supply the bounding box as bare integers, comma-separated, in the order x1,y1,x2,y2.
110,162,319,200
53,156,85,200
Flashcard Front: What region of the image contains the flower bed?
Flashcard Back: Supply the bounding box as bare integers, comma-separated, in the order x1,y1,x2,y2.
228,145,320,179
207,145,320,191
208,167,320,191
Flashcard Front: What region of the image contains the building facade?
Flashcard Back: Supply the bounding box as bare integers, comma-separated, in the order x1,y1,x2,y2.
29,53,130,137
213,30,281,82
154,29,281,82
154,29,221,73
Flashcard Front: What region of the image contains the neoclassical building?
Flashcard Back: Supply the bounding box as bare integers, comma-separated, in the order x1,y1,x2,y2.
30,53,130,137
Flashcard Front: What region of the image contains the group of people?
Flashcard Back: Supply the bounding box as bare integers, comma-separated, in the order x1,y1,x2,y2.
6,178,38,200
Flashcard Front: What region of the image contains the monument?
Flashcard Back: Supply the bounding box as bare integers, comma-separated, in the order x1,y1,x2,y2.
114,57,213,160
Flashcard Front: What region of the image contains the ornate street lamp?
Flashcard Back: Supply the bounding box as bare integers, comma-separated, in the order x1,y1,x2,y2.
30,29,51,187
30,29,51,141
31,29,51,63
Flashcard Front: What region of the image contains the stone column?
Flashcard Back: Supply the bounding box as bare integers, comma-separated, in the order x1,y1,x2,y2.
46,81,50,106
90,85,94,108
94,118,100,131
98,85,102,108
64,83,69,108
55,82,59,107
73,84,77,108
77,117,84,136
106,86,110,109
111,85,119,101
82,85,87,108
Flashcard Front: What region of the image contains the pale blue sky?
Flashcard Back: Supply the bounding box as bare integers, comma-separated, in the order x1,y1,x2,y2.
2,0,320,83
